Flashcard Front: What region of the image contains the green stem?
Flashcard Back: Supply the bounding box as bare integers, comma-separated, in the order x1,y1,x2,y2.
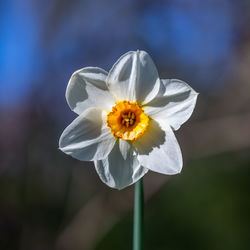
133,178,144,250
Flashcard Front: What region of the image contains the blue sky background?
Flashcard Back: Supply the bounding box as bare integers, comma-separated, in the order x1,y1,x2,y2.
0,0,238,107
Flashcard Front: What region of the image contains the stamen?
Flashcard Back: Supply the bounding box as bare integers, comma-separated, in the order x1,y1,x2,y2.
121,111,136,128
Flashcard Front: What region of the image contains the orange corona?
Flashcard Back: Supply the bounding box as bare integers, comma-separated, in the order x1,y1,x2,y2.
107,101,149,141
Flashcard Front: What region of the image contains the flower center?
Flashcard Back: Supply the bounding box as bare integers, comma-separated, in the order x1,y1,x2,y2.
121,111,136,127
107,101,149,141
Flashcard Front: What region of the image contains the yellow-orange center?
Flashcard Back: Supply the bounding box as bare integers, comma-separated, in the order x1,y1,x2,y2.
107,101,149,141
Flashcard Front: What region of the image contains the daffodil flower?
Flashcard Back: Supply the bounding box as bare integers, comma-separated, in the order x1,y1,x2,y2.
59,51,198,189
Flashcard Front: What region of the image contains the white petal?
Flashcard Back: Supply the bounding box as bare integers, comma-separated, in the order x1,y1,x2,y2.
66,67,115,115
107,50,160,104
119,139,132,160
94,141,148,190
133,119,183,175
59,108,116,161
144,79,198,130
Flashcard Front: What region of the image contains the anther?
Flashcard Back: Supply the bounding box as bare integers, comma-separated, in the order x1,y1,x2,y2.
121,111,136,127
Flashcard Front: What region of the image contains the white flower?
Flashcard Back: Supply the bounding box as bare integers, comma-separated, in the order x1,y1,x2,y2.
59,51,198,189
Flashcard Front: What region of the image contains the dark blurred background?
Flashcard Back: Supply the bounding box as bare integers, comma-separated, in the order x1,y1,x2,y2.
0,0,250,249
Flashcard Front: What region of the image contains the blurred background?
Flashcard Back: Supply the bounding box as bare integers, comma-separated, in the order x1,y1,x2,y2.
0,0,250,249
